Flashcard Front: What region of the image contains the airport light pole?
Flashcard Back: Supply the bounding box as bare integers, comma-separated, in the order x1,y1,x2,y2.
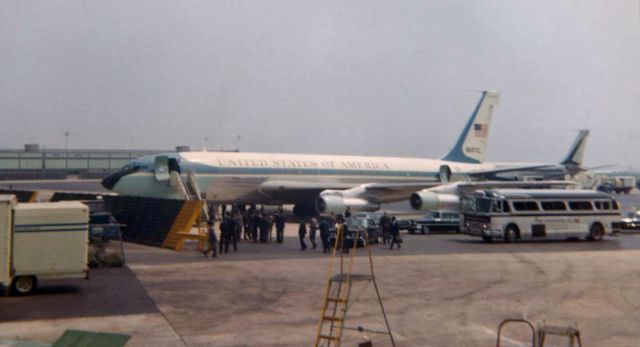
237,135,241,152
64,131,69,169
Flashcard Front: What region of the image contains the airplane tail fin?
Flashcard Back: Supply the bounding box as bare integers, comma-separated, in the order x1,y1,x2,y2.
441,91,500,163
561,130,589,168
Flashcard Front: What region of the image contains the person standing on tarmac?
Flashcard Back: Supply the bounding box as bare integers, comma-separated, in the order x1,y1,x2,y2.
259,212,269,243
275,210,286,243
389,216,401,250
226,213,238,252
345,207,352,219
298,219,308,250
309,216,318,250
243,210,251,241
203,221,217,258
219,215,229,254
233,210,243,243
379,212,391,244
267,212,275,241
319,216,331,253
252,211,260,243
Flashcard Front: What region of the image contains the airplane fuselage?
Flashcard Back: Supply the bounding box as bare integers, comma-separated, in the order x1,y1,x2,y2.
106,151,556,205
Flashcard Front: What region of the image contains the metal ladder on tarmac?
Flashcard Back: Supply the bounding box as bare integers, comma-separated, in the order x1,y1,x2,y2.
314,222,395,347
496,318,583,347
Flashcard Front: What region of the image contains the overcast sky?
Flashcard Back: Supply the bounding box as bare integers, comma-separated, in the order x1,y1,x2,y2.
1,1,639,168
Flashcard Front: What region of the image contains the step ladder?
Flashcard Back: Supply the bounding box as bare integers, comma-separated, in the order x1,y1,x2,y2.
496,318,583,347
314,222,395,347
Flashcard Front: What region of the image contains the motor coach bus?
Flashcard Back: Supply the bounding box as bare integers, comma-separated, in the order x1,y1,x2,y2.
462,189,621,242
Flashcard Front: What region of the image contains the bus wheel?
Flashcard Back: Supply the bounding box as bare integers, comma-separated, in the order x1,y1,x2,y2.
504,226,518,243
11,276,37,296
588,223,604,241
482,236,492,243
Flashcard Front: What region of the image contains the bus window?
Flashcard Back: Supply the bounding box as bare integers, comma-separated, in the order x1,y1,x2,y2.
541,201,567,211
568,201,593,210
512,201,539,211
594,201,601,210
595,201,611,210
612,200,619,210
502,200,510,213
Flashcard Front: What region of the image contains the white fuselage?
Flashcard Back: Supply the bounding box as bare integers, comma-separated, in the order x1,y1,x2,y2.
110,151,550,204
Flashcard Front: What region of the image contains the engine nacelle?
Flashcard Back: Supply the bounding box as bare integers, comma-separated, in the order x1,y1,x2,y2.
410,191,459,211
315,195,379,214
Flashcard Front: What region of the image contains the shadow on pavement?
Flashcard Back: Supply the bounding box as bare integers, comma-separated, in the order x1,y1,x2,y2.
0,267,158,322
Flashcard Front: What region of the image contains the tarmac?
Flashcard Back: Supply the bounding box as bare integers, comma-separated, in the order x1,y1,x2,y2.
2,222,640,346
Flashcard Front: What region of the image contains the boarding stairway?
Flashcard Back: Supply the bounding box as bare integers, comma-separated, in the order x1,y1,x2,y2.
314,223,395,347
172,170,210,222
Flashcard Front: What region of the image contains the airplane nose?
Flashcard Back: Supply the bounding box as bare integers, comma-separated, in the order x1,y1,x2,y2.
102,166,138,190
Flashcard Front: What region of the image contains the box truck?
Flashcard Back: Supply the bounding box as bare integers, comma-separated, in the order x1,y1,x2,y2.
1,195,89,295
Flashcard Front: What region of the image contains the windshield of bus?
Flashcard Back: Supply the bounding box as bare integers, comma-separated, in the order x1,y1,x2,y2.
461,196,493,214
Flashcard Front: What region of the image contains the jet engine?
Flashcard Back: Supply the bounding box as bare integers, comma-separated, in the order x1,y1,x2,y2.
410,191,459,211
315,195,379,214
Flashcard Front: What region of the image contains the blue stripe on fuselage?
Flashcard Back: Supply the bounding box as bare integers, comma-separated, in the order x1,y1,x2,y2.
179,162,442,178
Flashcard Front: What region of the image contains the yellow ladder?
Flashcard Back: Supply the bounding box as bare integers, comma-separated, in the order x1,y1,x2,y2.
314,222,395,347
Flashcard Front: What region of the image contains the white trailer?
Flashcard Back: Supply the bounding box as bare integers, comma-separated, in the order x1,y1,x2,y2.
0,195,89,295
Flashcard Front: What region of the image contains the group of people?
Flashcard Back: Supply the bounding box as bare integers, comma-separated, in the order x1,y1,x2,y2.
202,203,403,258
297,215,334,253
203,204,287,258
378,212,402,250
296,211,402,253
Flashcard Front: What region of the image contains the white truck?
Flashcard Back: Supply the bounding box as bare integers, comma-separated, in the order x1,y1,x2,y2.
1,195,89,296
612,176,635,194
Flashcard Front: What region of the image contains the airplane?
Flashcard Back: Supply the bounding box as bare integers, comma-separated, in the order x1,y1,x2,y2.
101,91,586,216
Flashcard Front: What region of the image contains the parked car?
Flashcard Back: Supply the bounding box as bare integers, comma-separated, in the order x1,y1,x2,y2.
620,211,640,231
397,219,417,234
414,210,460,234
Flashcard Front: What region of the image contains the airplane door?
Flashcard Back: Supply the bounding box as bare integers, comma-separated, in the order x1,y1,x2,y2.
154,156,170,182
439,165,452,183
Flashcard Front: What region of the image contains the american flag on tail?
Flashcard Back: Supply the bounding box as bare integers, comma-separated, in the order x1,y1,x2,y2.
474,123,488,138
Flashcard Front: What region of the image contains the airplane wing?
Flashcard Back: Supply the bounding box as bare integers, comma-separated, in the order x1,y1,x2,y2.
258,180,441,204
466,164,560,178
454,180,574,191
257,180,356,203
352,182,444,202
258,180,355,196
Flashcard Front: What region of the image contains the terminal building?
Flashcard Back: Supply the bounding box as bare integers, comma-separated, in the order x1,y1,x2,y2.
0,144,188,180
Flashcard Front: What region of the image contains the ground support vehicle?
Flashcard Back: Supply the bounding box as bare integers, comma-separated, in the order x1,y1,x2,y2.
598,176,635,194
462,189,620,243
0,195,89,295
345,213,382,244
612,176,635,194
